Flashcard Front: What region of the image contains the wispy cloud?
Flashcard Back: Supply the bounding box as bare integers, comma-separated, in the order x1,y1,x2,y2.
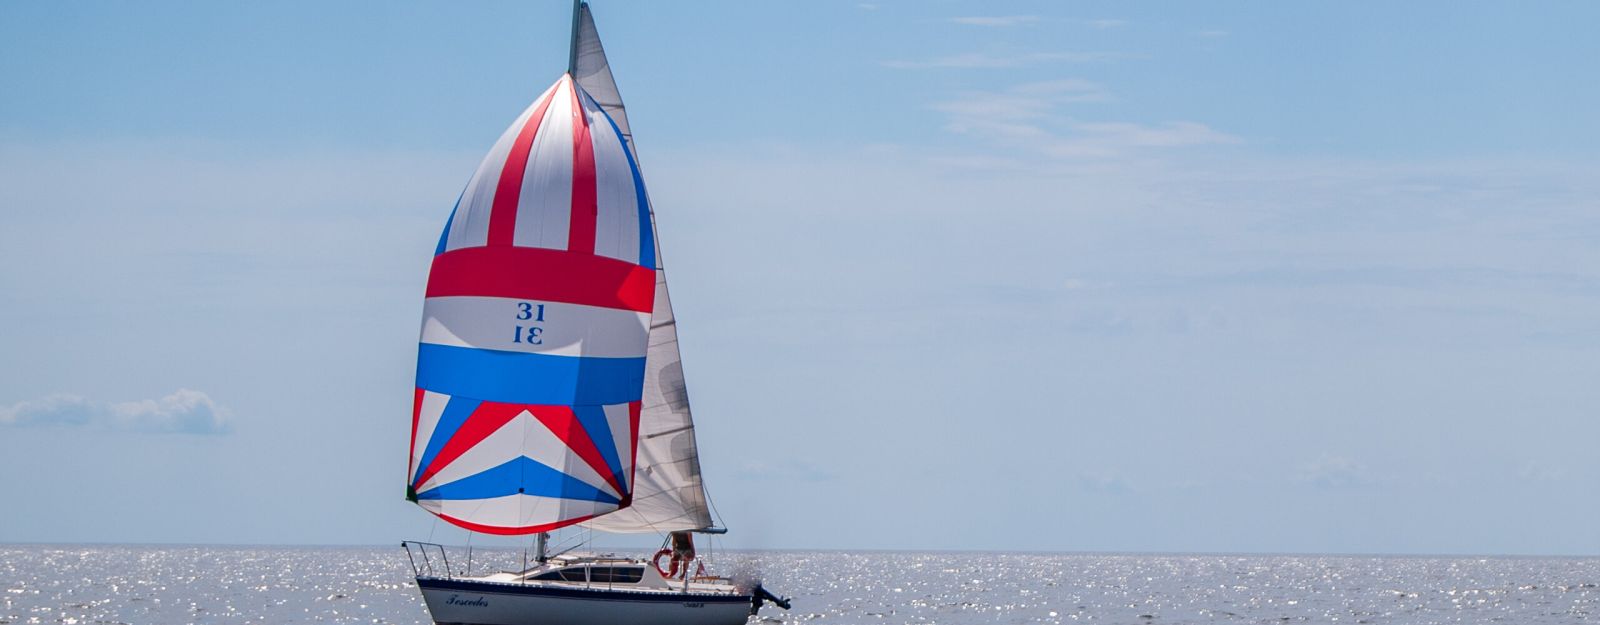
1065,121,1238,149
933,79,1112,117
1076,471,1132,493
948,15,1039,27
1296,454,1374,489
0,390,233,435
882,51,1126,70
945,16,1126,29
1086,19,1128,30
1517,461,1566,483
737,458,836,482
931,81,1236,158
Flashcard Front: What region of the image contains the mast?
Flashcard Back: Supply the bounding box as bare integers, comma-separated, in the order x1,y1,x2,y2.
567,0,583,76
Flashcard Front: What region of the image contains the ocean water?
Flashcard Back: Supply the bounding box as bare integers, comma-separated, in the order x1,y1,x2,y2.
1,545,1596,624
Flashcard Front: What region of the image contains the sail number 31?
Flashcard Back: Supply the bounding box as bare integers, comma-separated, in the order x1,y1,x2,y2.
513,302,546,345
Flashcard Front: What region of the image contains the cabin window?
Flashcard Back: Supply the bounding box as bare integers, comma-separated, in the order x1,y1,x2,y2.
590,566,645,584
529,568,588,582
559,568,590,582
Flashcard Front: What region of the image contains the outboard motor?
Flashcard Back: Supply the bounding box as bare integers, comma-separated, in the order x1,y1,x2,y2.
749,584,792,615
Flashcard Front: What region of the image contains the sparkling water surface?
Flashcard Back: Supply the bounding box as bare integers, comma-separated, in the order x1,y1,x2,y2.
2,545,1596,624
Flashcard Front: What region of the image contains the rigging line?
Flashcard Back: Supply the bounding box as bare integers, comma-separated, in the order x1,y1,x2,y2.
699,440,725,530
461,496,492,538
624,489,689,504
645,424,695,439
640,401,675,411
634,456,697,471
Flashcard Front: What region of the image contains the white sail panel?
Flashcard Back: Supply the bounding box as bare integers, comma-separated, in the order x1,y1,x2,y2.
582,270,714,533
510,82,575,250
420,297,651,358
571,1,713,534
418,494,616,530
586,89,644,266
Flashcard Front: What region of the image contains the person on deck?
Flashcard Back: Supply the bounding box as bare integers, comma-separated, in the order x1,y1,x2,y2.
669,531,696,579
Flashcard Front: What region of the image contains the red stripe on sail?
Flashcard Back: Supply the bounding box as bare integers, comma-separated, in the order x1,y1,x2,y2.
528,405,627,496
436,511,603,536
426,246,655,312
409,388,425,480
568,80,598,255
487,86,558,247
626,401,641,498
411,401,526,489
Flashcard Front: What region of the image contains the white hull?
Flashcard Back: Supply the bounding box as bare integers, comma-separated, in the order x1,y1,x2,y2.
417,577,751,625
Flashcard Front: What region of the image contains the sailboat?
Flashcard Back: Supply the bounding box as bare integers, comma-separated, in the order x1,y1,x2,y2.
401,2,789,624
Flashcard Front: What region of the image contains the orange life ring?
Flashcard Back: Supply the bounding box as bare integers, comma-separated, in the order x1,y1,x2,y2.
651,548,680,578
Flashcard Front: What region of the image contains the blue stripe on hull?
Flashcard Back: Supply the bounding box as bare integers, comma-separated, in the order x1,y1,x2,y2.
415,343,646,406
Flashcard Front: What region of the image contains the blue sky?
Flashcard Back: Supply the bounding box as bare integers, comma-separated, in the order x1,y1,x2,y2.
2,1,1598,555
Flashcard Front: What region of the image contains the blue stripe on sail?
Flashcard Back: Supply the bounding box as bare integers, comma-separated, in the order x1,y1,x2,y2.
414,456,622,504
416,343,646,406
572,405,626,489
599,108,654,270
412,395,483,487
435,192,461,257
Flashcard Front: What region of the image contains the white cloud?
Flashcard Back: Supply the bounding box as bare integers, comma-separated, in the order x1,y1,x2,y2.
948,15,1039,27
0,389,232,435
1297,454,1373,488
1076,472,1132,492
1062,120,1239,149
930,81,1236,159
737,458,836,482
933,79,1112,118
882,51,1125,70
0,395,98,427
944,16,1126,29
1517,461,1566,483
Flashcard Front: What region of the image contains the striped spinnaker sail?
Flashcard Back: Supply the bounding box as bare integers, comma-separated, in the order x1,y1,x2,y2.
409,75,655,535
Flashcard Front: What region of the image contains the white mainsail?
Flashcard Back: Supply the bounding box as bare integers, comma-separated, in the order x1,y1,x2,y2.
569,2,632,152
573,2,715,534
